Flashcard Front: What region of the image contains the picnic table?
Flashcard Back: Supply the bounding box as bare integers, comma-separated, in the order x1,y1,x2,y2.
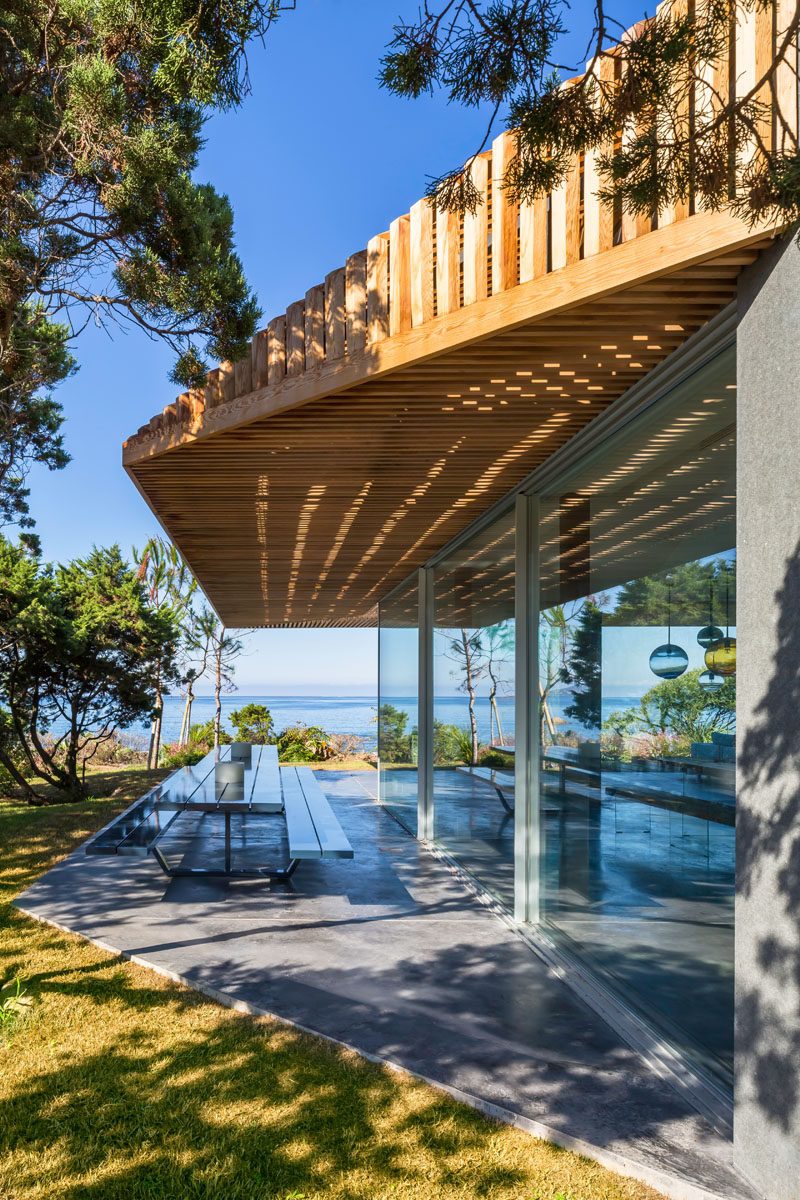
85,744,353,880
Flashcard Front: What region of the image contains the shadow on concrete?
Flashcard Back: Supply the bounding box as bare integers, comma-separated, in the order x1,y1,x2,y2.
736,536,800,1136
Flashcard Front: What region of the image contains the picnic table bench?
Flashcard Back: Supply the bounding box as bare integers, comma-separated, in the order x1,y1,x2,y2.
85,744,353,880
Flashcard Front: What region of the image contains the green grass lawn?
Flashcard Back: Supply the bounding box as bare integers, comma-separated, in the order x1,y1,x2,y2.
0,772,666,1200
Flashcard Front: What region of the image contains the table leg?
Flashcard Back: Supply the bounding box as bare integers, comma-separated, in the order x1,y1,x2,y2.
225,811,231,873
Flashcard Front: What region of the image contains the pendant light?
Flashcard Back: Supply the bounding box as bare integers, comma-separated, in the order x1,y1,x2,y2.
698,669,726,694
649,577,689,679
705,574,736,677
697,580,723,649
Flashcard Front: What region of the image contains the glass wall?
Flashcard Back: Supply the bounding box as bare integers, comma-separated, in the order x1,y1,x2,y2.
536,347,736,1079
432,510,516,907
378,575,420,834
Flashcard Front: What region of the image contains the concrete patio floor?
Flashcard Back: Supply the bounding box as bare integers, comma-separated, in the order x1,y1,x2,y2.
14,770,758,1200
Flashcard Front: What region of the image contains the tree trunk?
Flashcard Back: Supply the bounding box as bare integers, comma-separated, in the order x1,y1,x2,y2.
539,679,556,740
148,684,163,769
491,693,505,746
213,637,223,750
179,680,194,746
487,663,506,746
460,628,479,766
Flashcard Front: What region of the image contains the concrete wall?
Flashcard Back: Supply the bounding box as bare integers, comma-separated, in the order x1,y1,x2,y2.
736,236,800,1200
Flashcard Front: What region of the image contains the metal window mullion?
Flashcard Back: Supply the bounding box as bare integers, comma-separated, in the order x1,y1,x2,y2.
514,493,541,924
417,566,434,841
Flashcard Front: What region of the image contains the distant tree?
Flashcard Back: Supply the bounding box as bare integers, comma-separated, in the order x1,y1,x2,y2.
381,1,800,230
562,601,602,730
378,703,416,763
0,312,73,552
191,609,248,749
605,558,736,627
483,622,514,746
134,537,196,768
0,537,179,802
230,702,274,744
605,668,735,744
440,628,485,765
177,604,217,746
0,1,293,540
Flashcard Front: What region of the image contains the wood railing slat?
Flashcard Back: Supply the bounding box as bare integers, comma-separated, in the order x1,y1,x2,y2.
304,284,325,368
584,55,616,252
389,215,412,336
234,355,252,396
219,361,235,405
267,315,286,385
410,198,434,327
435,207,460,315
463,155,489,303
367,234,389,343
204,367,220,410
345,251,367,353
251,329,268,388
324,267,346,360
776,0,799,149
491,130,519,292
286,300,305,377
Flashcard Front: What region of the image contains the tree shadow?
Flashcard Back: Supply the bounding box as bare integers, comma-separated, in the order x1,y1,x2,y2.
736,536,800,1140
0,948,652,1200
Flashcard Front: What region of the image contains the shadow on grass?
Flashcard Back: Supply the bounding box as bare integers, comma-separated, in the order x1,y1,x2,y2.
3,911,643,1200
0,771,661,1200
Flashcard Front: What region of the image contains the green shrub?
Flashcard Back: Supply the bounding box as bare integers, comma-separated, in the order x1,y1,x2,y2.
431,720,464,765
230,702,273,744
479,749,514,769
161,742,208,769
188,720,231,747
276,723,332,763
377,703,415,763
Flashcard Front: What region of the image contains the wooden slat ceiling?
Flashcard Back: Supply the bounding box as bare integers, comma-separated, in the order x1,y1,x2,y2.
126,244,766,627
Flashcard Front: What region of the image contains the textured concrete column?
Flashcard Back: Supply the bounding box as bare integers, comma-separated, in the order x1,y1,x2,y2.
735,235,800,1199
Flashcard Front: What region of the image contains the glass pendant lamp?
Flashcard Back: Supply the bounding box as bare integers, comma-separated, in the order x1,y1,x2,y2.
649,577,689,679
705,575,736,677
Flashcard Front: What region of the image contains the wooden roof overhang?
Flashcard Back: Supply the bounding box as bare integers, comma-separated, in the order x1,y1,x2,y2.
123,212,773,627
123,0,795,627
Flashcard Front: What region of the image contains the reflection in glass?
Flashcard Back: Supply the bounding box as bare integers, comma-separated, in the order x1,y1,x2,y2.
432,512,516,907
378,576,419,834
537,348,737,1081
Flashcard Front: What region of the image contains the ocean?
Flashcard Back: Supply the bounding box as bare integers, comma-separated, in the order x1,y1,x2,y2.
96,691,645,752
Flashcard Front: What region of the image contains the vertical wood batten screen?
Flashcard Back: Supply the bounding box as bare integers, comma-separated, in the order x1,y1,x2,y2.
134,1,796,444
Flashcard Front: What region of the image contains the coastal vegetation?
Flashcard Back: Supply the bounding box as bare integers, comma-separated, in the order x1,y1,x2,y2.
0,535,180,803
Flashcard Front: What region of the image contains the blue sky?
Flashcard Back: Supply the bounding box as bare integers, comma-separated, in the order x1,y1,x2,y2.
22,0,644,696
